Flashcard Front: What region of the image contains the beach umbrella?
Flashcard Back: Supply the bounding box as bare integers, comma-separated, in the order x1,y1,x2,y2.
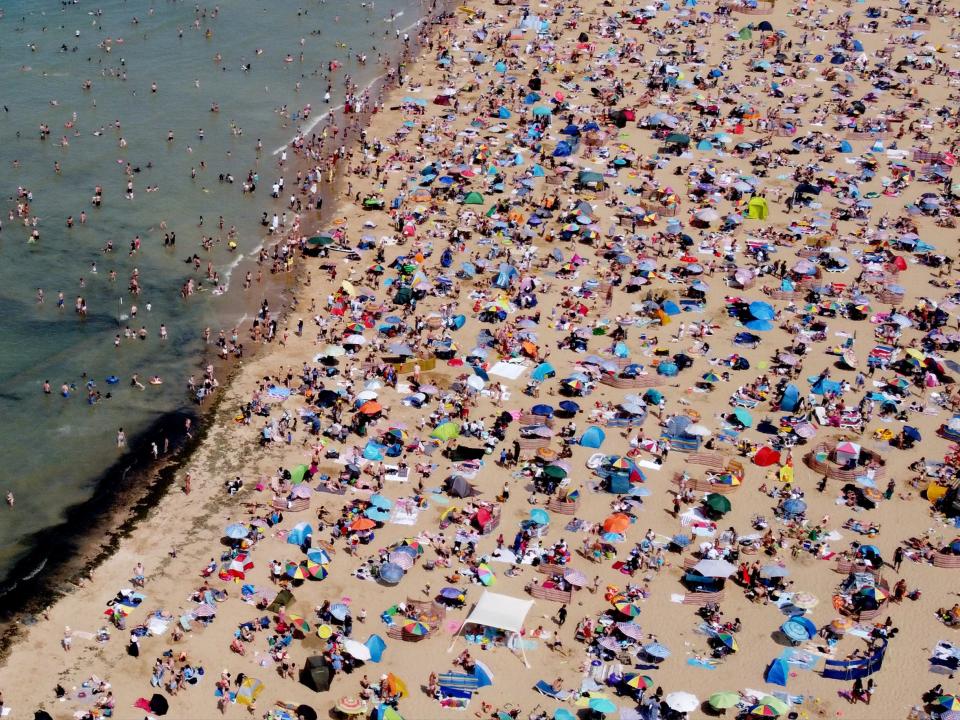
336,696,366,715
616,622,644,640
225,523,249,540
351,518,376,531
685,423,712,436
370,493,393,510
296,706,318,720
750,704,781,717
716,632,738,652
643,642,670,659
286,613,311,633
623,673,653,690
666,133,690,145
285,562,310,581
554,711,576,720
709,692,741,710
665,692,699,713
588,698,618,715
759,697,789,715
732,407,753,427
236,677,264,706
530,508,551,525
671,533,692,548
614,599,642,618
388,551,414,570
477,563,496,586
693,559,736,578
307,548,331,565
403,621,430,637
749,301,775,320
343,638,372,661
328,603,350,621
148,694,169,716
791,592,818,609
358,400,382,415
782,498,806,515
760,564,789,578
830,617,854,634
780,619,810,643
597,636,621,653
564,569,588,587
935,696,960,711
858,586,888,603
379,562,404,584
704,493,732,514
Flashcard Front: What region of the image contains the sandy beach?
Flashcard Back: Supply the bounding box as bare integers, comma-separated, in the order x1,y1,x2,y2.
4,0,960,719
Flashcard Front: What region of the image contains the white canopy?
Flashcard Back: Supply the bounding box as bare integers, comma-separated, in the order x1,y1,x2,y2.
465,591,534,634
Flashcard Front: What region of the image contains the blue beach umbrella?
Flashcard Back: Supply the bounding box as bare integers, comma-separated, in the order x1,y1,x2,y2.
225,523,249,540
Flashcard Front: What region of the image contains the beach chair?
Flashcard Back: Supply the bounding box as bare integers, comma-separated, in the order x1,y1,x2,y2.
534,680,564,698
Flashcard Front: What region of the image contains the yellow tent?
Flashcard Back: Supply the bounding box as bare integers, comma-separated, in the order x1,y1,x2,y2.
747,196,769,220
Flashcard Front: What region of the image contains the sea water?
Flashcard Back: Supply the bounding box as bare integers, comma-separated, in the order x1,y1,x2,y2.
0,0,422,587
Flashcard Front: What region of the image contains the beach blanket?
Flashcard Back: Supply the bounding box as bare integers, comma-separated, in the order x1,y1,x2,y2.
488,361,527,380
390,501,420,525
780,647,821,671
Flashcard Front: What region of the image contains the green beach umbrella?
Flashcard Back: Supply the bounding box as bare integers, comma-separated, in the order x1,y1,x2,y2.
665,133,690,145
758,696,789,715
709,691,741,710
307,235,334,246
705,493,732,514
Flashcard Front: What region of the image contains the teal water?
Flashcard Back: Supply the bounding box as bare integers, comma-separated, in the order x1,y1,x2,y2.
0,0,422,585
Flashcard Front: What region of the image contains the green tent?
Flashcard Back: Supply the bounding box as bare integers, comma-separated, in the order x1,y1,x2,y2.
266,588,294,613
290,464,309,484
747,196,769,220
430,421,461,441
393,286,413,305
738,27,753,40
665,133,690,145
577,171,605,186
704,493,732,515
463,191,485,205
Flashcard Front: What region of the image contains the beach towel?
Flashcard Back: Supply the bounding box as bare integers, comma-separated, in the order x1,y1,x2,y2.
687,657,718,669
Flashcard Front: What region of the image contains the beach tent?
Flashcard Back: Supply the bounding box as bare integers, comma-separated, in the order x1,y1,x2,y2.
810,376,842,395
765,657,789,686
780,383,800,412
449,591,535,666
747,197,769,219
463,191,485,205
288,522,313,546
580,426,606,448
839,140,853,153
267,588,294,613
301,655,332,692
365,634,387,662
237,677,264,705
532,362,556,381
753,446,780,467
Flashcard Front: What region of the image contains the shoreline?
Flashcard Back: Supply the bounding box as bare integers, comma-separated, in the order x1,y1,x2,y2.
0,0,448,664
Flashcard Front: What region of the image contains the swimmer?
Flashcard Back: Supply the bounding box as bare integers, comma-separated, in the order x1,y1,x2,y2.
6,491,13,507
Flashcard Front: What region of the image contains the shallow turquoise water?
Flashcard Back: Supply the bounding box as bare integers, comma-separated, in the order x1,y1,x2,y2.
0,0,421,583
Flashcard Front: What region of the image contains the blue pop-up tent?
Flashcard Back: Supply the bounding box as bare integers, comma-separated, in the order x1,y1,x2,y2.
765,657,789,686
287,522,313,546
780,383,800,412
365,634,387,662
532,362,556,381
580,426,606,448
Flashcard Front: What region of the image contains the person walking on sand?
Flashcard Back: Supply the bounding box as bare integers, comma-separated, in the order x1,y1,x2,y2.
556,604,567,627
